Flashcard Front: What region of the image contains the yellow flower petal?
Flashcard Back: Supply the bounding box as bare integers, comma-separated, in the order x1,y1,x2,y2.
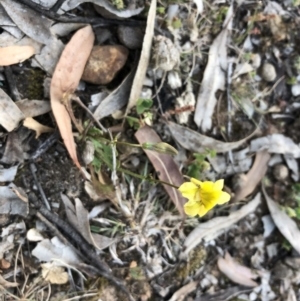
216,191,231,204
184,201,201,217
191,178,203,186
213,179,224,191
197,204,209,217
178,182,199,201
200,181,214,192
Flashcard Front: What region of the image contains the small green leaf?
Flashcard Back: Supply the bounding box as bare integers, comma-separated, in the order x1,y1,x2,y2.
136,98,153,114
126,116,140,129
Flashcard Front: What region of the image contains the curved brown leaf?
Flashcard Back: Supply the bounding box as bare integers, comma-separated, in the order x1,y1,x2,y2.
50,25,95,169
135,126,185,216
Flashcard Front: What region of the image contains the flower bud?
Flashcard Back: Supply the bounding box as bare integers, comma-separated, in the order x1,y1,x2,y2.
142,142,178,155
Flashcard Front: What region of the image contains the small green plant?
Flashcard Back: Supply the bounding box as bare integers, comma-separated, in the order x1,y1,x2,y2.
126,116,141,129
286,77,297,85
136,98,153,114
187,150,216,179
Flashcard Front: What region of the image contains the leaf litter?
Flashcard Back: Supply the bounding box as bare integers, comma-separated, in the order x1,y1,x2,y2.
1,0,300,300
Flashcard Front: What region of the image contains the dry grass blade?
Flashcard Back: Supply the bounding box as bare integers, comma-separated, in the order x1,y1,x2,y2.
262,184,300,254
50,25,95,169
217,252,258,287
135,126,185,217
233,150,270,202
126,0,156,112
0,274,18,287
0,46,35,66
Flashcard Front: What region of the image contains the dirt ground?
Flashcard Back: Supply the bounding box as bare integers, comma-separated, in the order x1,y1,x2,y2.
1,0,300,301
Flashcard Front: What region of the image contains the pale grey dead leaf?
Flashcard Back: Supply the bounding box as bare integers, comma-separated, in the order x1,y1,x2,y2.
0,5,14,26
0,185,28,217
168,281,197,301
262,184,300,254
93,67,136,120
15,99,51,118
284,154,299,181
194,5,233,131
0,31,20,47
60,194,78,229
61,195,117,250
233,151,270,202
0,88,24,132
0,132,24,164
51,23,86,37
181,194,261,257
250,134,300,158
32,0,57,8
0,34,43,53
0,241,14,260
193,0,203,14
2,25,24,39
31,38,64,74
217,252,258,287
0,165,18,182
208,148,253,175
126,0,156,111
41,262,68,284
232,62,254,80
1,221,26,238
168,121,256,153
262,215,275,238
1,0,54,44
62,0,144,18
32,236,81,265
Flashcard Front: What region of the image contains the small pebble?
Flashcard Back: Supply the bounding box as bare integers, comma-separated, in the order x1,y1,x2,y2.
251,53,261,69
291,84,300,97
261,63,276,82
249,292,257,301
273,164,289,181
168,71,182,89
200,277,210,289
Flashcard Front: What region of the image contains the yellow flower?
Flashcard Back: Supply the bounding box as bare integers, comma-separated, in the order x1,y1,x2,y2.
178,178,231,217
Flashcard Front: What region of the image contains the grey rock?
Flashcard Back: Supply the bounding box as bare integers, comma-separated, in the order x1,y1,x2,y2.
117,26,144,49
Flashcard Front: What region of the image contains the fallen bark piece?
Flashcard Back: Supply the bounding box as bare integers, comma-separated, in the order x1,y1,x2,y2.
217,252,258,287
0,46,35,66
51,25,95,169
135,126,185,216
0,88,24,132
82,45,128,85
